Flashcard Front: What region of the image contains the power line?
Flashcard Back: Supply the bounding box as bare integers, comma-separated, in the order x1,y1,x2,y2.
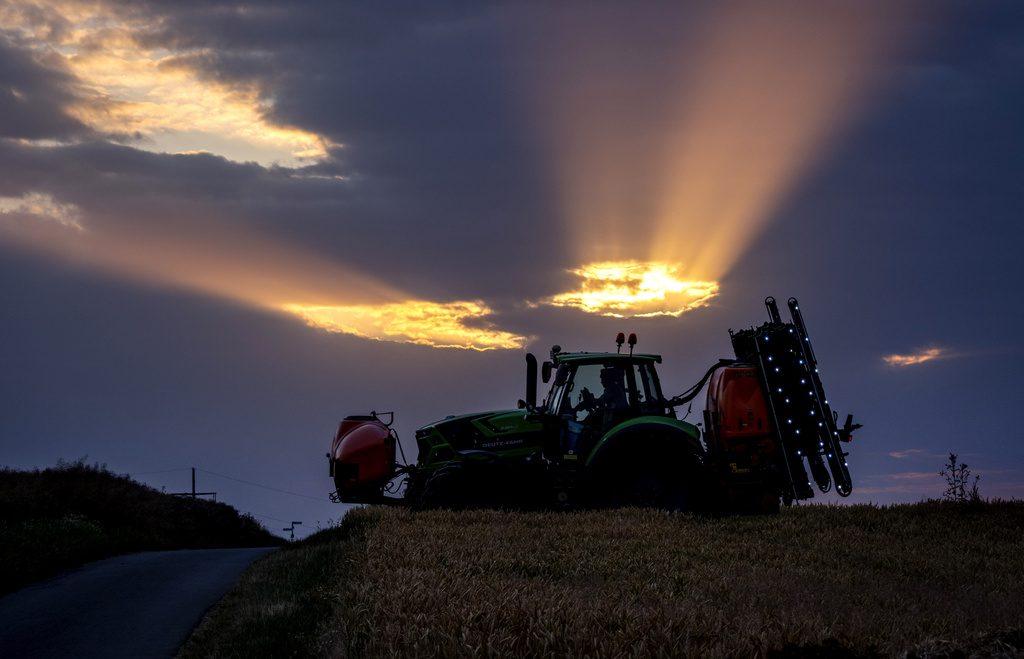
131,467,193,476
249,511,290,524
196,468,327,502
247,512,317,539
132,467,323,538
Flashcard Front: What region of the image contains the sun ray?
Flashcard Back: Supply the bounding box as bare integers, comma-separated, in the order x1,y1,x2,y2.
0,191,524,351
529,2,918,316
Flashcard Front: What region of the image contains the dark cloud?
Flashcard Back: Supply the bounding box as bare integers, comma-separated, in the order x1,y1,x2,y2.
91,2,563,294
0,37,91,140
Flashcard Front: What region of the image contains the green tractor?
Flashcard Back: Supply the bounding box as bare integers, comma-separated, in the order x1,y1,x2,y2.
328,297,860,512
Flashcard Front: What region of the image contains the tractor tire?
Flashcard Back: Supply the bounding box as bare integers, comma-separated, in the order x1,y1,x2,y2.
418,463,474,509
592,453,702,512
608,464,688,511
584,425,709,512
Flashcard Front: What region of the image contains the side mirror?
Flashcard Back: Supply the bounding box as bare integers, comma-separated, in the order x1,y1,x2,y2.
517,399,527,409
542,361,553,384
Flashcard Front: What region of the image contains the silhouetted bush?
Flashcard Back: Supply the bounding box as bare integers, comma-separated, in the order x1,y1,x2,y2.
0,461,283,594
939,452,982,503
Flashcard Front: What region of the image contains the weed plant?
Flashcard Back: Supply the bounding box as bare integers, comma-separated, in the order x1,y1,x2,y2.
939,452,982,504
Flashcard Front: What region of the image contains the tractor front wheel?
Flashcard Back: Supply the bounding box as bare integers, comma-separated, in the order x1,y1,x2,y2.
418,463,473,509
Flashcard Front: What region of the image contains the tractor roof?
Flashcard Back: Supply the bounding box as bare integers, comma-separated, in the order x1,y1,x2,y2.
554,352,662,365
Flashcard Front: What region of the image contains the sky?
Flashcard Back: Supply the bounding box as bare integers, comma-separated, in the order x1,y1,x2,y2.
2,0,1023,538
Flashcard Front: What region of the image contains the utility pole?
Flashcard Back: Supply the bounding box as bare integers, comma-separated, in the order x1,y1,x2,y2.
283,521,302,541
170,467,217,500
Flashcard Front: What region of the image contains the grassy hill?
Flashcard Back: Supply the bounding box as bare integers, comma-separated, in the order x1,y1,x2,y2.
0,461,283,595
180,501,1024,658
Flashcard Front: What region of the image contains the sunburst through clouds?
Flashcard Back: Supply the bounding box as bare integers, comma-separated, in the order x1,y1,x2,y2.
532,2,915,318
0,1,919,349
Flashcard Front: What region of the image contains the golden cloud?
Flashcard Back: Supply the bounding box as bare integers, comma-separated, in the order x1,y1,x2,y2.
544,260,718,318
283,301,528,351
888,449,928,460
2,0,328,166
883,347,945,367
0,192,84,230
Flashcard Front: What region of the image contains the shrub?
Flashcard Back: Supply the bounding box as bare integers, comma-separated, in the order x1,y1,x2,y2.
939,452,981,503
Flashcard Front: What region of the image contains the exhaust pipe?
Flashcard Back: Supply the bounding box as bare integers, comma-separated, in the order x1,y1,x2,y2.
525,353,538,409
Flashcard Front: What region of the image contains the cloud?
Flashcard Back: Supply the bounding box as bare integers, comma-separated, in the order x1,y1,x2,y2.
542,261,719,318
1,0,330,165
887,448,946,460
854,485,930,496
0,191,83,230
284,301,528,351
851,471,942,496
884,471,938,482
0,35,92,140
0,141,529,351
883,347,946,367
0,0,566,333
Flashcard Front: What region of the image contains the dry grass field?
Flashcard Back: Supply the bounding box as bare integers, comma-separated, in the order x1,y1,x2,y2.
180,501,1024,658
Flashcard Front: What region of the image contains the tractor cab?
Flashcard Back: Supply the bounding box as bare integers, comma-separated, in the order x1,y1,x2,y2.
529,344,672,462
541,353,668,424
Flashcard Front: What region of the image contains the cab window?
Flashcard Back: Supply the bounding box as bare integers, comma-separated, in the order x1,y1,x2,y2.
564,364,606,423
632,362,665,414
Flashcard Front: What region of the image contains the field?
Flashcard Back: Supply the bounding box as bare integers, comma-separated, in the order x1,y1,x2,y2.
180,501,1024,658
0,461,283,595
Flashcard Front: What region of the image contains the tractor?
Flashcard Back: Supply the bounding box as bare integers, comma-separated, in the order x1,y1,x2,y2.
327,297,860,513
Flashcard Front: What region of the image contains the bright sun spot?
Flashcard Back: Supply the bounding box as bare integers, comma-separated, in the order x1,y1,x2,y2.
283,301,528,351
883,347,946,367
2,1,329,166
545,261,719,318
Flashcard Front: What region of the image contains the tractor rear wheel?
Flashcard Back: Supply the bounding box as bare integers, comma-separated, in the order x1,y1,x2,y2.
594,454,701,512
607,464,688,510
584,426,708,512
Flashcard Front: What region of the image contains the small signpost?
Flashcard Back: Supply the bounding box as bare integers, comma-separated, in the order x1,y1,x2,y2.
283,521,302,541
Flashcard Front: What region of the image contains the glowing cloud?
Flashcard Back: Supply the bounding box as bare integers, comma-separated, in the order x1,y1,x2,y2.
883,347,946,367
888,449,928,460
0,192,83,230
545,260,718,318
2,1,328,166
284,302,528,351
884,471,938,482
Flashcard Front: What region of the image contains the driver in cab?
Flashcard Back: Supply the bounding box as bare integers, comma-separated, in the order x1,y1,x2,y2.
576,367,628,419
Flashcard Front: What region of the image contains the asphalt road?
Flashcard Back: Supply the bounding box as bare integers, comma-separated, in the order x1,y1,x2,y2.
0,547,275,659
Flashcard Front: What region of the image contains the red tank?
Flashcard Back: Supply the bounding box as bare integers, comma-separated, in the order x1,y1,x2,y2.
706,366,773,452
330,415,395,502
